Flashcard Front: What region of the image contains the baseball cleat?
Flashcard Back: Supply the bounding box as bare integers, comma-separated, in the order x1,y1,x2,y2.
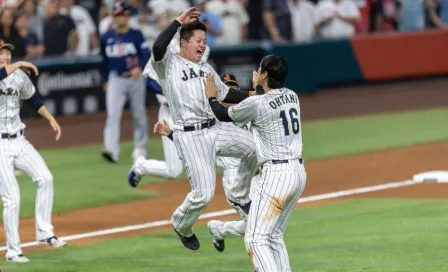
6,254,30,263
207,220,225,252
173,226,200,250
38,236,67,248
101,150,118,164
128,169,141,188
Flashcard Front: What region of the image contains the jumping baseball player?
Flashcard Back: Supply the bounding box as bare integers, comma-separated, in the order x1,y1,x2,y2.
100,1,150,163
136,37,210,179
136,8,260,251
0,40,67,263
205,55,307,271
132,73,261,252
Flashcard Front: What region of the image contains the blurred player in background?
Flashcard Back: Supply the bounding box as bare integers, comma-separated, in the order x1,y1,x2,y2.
100,1,150,163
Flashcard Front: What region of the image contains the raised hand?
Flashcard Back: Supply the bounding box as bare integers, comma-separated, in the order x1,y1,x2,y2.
176,7,201,25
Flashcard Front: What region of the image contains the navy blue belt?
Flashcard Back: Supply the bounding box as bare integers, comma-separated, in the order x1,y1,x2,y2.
271,158,304,165
183,119,216,132
1,130,24,140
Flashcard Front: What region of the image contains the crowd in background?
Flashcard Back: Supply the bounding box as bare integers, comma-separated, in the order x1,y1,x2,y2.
0,0,447,60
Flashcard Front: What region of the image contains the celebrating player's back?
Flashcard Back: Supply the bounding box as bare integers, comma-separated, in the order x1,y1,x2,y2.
205,55,307,271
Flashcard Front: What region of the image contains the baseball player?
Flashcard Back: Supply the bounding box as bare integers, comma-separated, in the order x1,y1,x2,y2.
0,40,67,263
137,37,210,179
205,55,307,271
100,1,150,163
136,8,260,251
132,73,261,252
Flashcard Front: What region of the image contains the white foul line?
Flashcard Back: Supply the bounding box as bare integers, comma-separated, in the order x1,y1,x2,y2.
0,179,420,252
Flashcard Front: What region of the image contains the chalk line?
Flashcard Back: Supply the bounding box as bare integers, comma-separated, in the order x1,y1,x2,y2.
0,179,420,252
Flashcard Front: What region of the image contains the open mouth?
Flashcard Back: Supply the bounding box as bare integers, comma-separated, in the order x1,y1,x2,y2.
196,48,204,58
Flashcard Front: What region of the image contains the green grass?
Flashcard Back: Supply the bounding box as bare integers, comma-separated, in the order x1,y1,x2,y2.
3,198,448,271
12,107,448,217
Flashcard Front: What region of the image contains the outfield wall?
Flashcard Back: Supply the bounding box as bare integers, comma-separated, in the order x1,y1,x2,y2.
22,29,448,118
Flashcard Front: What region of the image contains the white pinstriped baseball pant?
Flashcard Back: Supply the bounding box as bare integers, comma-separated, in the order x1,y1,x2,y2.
245,160,307,272
171,122,258,237
0,135,55,258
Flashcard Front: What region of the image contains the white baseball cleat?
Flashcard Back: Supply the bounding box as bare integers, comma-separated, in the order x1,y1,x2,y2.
6,254,30,263
207,220,225,252
38,236,67,248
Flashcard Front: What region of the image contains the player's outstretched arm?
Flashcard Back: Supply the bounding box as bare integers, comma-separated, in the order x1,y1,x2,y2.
38,106,62,141
24,92,62,141
204,74,233,122
219,71,265,103
0,61,39,80
152,7,200,61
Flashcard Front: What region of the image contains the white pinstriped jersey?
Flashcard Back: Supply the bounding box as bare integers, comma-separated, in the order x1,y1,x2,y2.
0,69,36,134
145,39,211,105
146,48,229,126
228,88,303,165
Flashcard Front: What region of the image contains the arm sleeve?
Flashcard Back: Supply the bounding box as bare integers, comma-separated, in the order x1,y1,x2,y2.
263,0,275,11
208,97,233,122
136,31,151,69
228,95,260,125
24,91,44,111
167,131,174,141
0,67,7,80
222,89,250,103
153,20,181,62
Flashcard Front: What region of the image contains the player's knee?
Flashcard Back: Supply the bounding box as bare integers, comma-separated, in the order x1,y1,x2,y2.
192,189,215,207
34,171,53,186
165,166,183,179
2,195,20,210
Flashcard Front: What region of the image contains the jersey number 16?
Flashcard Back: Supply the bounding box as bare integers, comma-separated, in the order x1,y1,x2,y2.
280,108,300,136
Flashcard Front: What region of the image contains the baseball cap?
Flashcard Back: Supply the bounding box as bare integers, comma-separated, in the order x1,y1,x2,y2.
220,73,238,88
112,1,130,16
0,40,15,51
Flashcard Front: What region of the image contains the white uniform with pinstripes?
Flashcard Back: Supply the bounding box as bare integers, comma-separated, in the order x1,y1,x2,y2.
136,39,209,179
144,48,258,237
0,70,56,259
229,88,307,272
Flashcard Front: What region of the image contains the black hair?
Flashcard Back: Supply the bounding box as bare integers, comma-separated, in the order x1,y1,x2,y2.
179,21,207,42
260,55,288,89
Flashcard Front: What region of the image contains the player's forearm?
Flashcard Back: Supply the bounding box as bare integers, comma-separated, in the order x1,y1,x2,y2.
3,62,23,78
222,90,250,103
263,11,281,39
153,20,181,61
37,105,56,122
209,97,232,122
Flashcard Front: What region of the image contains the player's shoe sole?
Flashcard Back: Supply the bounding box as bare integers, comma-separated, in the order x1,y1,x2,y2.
207,220,225,252
128,169,141,188
173,226,200,250
101,150,118,164
38,236,67,248
6,254,30,263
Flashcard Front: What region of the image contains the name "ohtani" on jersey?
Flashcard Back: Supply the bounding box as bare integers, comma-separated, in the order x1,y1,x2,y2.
269,93,298,109
0,88,19,97
105,43,137,57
